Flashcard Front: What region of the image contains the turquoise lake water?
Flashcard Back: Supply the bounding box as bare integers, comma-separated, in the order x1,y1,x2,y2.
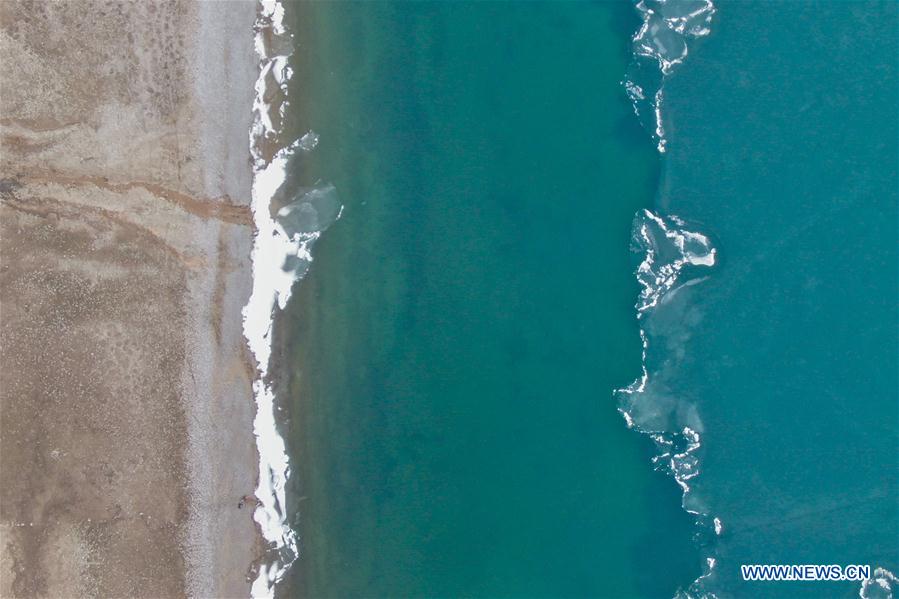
273,1,699,597
263,1,898,597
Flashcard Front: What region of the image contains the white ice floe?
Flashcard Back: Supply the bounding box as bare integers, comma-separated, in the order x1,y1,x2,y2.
632,209,717,313
861,568,898,599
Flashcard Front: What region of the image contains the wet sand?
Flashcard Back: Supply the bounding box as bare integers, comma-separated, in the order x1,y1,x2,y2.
1,2,259,596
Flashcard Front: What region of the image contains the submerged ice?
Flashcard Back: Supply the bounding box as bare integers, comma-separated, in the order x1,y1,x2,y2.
276,184,341,236
273,182,341,283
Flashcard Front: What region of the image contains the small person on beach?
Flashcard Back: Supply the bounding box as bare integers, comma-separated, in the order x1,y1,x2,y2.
237,494,256,510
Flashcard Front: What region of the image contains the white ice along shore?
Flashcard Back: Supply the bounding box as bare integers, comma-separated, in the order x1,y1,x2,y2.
616,209,716,490
244,2,341,597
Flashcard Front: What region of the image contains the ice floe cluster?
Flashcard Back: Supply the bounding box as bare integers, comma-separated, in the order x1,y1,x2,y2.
624,0,715,152
616,208,720,597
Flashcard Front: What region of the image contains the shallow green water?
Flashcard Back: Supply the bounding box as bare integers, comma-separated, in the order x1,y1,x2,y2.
273,2,699,597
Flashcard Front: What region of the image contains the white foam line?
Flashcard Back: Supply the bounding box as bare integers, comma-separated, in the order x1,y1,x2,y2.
632,209,717,313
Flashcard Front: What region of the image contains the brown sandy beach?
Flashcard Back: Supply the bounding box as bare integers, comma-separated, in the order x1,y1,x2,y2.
1,1,260,596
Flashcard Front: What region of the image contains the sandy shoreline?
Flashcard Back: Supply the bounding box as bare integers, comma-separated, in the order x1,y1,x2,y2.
1,2,260,596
